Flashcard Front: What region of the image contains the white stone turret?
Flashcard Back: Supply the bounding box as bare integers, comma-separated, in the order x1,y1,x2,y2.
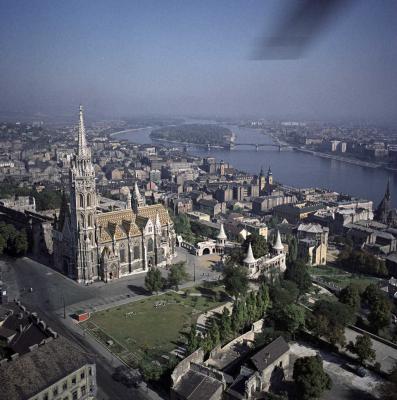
273,230,284,255
217,223,227,241
243,242,256,266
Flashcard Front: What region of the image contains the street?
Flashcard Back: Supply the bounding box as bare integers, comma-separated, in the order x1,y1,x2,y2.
0,248,221,400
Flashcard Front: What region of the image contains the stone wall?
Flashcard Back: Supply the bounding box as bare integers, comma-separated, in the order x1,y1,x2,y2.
170,348,205,388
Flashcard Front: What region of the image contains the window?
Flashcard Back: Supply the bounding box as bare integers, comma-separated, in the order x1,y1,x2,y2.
88,214,93,227
72,376,76,385
43,394,48,400
80,371,85,380
148,238,154,252
134,245,140,260
72,391,78,400
87,193,91,207
119,248,126,263
53,387,59,396
81,385,86,396
89,367,92,376
80,214,85,227
79,193,84,208
63,382,67,391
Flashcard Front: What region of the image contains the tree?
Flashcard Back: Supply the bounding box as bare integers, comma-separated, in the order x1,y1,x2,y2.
339,284,361,311
222,264,248,298
293,356,332,400
12,231,28,256
243,233,269,259
347,334,376,365
219,308,232,342
140,360,163,381
277,304,305,336
208,319,221,346
186,324,199,354
144,268,163,294
287,235,298,263
272,304,305,335
173,214,194,243
362,284,392,333
231,300,247,332
256,282,270,318
310,300,355,347
362,283,381,306
368,295,391,333
270,280,299,310
168,262,189,290
338,248,388,278
284,259,312,295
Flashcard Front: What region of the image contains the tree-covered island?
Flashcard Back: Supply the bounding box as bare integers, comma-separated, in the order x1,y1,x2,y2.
150,124,233,147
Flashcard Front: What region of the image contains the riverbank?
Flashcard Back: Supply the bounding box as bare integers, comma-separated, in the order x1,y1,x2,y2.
109,126,153,137
294,147,381,169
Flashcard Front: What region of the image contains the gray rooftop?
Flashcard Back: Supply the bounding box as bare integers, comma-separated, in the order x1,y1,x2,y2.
0,336,95,400
174,369,223,400
250,336,289,372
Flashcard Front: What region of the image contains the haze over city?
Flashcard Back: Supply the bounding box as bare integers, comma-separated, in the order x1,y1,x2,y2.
1,0,397,122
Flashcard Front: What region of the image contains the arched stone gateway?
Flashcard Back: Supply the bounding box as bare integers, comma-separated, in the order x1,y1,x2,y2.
202,248,211,255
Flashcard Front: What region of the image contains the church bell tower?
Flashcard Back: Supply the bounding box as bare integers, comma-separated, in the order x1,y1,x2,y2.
69,106,98,283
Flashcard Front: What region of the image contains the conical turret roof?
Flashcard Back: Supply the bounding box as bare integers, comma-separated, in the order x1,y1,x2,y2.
244,242,256,264
217,223,227,240
273,230,284,251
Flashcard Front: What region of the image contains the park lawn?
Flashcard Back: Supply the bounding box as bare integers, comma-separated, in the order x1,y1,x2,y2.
82,288,226,364
309,264,379,290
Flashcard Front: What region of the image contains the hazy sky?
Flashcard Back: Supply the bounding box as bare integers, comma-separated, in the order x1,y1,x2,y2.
1,0,397,121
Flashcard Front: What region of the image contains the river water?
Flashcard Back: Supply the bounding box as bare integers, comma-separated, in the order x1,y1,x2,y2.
116,125,397,208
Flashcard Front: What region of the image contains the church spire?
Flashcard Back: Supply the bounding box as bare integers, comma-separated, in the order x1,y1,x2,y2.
78,105,88,156
132,181,145,211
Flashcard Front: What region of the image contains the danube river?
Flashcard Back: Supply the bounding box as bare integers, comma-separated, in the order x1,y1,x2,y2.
116,125,397,207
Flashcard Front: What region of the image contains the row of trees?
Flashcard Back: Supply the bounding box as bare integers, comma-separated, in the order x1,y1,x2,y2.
144,262,189,294
0,222,29,256
338,282,392,334
186,282,270,355
338,247,388,277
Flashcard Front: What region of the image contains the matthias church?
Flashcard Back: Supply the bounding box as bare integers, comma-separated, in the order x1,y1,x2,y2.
53,107,176,284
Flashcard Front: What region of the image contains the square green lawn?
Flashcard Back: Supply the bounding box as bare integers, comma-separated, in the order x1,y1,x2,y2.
82,289,226,363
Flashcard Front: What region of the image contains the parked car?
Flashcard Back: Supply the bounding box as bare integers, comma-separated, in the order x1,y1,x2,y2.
342,363,368,377
112,365,142,388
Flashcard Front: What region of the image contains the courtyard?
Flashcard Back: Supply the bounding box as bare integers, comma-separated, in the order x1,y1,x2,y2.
81,285,227,367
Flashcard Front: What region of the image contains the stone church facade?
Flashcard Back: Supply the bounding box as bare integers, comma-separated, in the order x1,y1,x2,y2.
53,106,176,284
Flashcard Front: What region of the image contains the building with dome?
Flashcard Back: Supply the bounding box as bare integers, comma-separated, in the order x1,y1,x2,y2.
53,106,176,284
